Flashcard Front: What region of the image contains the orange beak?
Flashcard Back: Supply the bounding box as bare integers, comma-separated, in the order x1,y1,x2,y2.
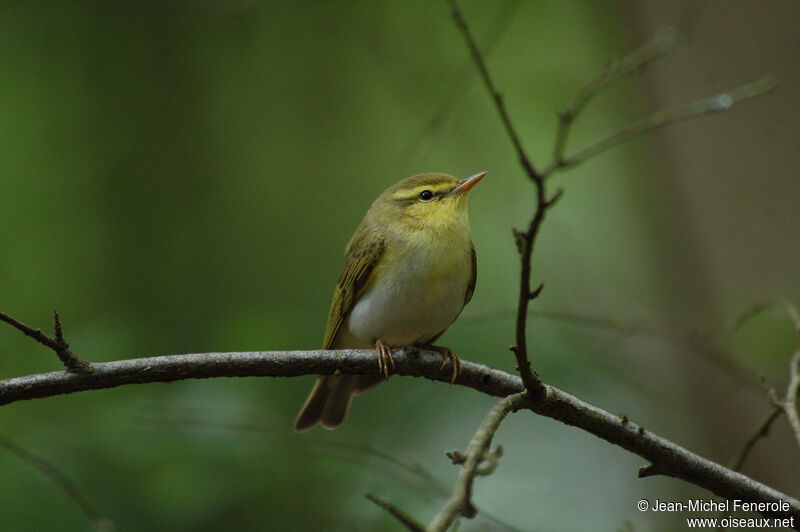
449,171,487,196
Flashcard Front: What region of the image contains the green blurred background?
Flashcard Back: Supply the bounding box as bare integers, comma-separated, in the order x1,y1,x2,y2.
1,1,798,530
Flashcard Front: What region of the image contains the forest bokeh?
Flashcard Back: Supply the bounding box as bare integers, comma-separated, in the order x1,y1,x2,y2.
1,1,798,530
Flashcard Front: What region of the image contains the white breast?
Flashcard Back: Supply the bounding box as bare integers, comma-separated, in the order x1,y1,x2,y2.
347,242,471,347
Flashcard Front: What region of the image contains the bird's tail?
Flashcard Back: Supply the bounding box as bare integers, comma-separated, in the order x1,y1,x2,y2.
294,375,358,431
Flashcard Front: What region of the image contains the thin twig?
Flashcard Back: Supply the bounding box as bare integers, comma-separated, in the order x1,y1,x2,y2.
0,311,92,374
729,407,782,472
447,0,549,399
767,301,800,448
544,76,777,175
550,26,679,170
0,434,113,531
733,300,800,450
428,392,527,531
445,0,539,181
366,493,425,532
0,311,62,354
784,351,800,449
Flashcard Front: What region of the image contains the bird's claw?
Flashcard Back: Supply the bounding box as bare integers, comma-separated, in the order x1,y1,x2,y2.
375,339,395,379
418,344,461,383
439,347,462,384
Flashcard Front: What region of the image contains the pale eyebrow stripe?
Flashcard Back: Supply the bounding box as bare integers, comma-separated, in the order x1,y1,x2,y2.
391,184,451,202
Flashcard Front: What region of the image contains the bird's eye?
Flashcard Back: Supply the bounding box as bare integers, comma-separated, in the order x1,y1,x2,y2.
418,190,434,201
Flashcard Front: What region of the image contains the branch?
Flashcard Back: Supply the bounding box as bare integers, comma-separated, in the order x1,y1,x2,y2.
546,76,777,174
365,493,425,532
550,26,679,170
0,434,113,531
0,311,92,374
428,392,526,531
0,348,798,522
729,407,783,472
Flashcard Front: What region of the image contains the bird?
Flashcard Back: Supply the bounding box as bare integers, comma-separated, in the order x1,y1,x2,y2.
294,171,486,431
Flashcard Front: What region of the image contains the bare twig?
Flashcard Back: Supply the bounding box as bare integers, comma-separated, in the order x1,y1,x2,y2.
733,300,800,450
366,493,425,532
550,26,679,169
445,0,539,181
447,0,550,399
428,392,526,531
784,351,800,449
0,311,92,374
0,348,797,522
0,434,113,531
722,302,800,532
544,76,777,175
729,407,783,471
0,311,63,355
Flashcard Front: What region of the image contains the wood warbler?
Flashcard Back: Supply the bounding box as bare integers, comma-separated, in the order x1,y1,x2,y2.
294,171,486,431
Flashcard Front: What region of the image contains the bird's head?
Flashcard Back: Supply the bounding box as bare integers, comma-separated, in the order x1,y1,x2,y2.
370,172,487,237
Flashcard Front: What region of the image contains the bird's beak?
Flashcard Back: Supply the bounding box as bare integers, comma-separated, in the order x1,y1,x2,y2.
449,171,487,197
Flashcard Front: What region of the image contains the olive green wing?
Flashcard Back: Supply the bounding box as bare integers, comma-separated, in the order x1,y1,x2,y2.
322,231,385,349
464,244,477,305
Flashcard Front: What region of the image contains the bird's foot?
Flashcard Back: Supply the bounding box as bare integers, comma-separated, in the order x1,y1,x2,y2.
416,344,461,383
375,339,395,379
